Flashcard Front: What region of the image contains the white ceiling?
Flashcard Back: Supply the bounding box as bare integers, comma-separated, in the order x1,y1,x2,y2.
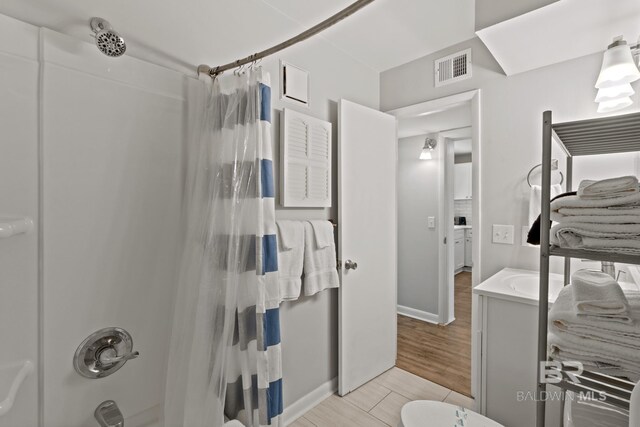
397,103,472,139
0,0,476,75
477,0,640,76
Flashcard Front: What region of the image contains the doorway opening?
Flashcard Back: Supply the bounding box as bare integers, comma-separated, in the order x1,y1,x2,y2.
387,90,481,399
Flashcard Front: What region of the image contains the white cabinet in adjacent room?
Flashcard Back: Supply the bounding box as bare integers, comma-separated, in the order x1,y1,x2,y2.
454,229,465,270
454,162,472,200
464,229,473,267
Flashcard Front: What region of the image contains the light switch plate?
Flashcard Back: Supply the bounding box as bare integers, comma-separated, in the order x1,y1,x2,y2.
493,224,514,244
428,216,435,229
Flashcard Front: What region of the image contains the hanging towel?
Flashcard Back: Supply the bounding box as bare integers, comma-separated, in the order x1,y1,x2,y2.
276,221,304,301
302,221,339,296
309,220,334,249
577,176,639,199
529,184,563,226
527,191,577,245
571,269,630,320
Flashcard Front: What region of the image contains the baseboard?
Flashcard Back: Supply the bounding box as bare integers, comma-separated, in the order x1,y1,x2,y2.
283,377,337,425
397,305,440,324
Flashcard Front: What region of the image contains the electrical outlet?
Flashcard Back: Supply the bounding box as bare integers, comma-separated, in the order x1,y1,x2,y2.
522,226,535,247
493,224,514,244
428,216,436,229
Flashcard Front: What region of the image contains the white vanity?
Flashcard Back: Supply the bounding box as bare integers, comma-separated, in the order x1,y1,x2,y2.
474,268,565,427
474,268,639,427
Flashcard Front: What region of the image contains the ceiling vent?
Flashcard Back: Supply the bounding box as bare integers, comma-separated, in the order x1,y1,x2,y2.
434,48,472,87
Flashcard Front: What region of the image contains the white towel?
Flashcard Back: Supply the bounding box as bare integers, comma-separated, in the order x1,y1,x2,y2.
550,222,640,253
308,220,334,249
276,221,304,301
571,270,630,320
551,191,640,214
577,176,639,199
529,184,563,226
548,332,640,381
550,285,640,350
549,285,640,380
303,221,339,296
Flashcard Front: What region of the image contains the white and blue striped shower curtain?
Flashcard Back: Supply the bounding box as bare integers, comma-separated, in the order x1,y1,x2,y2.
164,68,282,427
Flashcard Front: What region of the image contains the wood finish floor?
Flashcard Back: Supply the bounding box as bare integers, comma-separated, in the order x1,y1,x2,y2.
396,271,472,397
291,367,474,427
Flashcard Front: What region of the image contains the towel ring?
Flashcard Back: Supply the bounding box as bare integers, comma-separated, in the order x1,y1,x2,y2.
526,162,564,188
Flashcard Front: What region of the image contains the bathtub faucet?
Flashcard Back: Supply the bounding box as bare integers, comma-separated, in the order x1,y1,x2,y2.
95,400,124,427
601,261,616,280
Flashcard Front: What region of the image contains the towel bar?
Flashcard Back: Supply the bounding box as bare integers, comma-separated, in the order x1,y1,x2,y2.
0,217,34,239
0,360,34,416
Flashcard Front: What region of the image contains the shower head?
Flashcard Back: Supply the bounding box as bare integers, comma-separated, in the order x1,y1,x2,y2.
90,18,126,57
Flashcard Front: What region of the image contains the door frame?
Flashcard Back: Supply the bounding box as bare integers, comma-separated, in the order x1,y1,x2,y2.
386,89,482,398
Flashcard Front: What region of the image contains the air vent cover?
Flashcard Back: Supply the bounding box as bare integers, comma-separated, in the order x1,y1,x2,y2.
434,48,472,87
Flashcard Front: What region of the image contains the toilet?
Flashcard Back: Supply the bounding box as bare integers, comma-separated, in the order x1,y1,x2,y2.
400,401,504,427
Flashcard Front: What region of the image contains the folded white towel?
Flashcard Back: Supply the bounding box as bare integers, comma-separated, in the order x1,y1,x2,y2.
308,220,334,249
577,176,639,199
529,184,563,226
276,221,305,301
548,332,640,381
571,270,630,320
550,285,640,349
551,206,640,223
551,191,640,213
550,222,640,253
303,221,339,296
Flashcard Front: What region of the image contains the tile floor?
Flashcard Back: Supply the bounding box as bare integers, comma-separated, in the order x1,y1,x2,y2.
290,367,475,427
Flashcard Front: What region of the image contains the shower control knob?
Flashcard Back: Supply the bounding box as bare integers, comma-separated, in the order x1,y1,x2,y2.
74,327,139,379
344,260,358,270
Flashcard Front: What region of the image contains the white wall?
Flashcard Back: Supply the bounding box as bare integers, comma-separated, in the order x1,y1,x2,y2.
397,135,441,316
261,37,380,409
381,37,640,281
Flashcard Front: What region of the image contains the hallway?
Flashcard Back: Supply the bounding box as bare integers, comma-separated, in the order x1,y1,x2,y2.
396,272,472,396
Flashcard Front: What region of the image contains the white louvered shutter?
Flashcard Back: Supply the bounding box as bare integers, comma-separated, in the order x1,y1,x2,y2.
281,109,332,207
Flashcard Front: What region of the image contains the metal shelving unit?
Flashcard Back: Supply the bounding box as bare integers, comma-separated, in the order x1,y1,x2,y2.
536,110,640,427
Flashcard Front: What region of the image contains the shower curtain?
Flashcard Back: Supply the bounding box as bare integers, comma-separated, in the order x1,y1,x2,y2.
164,68,282,427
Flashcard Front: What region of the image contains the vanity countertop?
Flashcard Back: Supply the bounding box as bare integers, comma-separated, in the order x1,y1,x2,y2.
454,225,472,230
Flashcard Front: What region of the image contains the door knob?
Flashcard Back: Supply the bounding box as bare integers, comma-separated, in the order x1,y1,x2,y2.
344,260,358,270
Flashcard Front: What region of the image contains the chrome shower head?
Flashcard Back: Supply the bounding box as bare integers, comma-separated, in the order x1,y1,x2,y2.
90,18,126,57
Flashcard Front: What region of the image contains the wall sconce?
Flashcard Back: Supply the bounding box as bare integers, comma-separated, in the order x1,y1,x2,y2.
595,36,640,113
420,137,437,160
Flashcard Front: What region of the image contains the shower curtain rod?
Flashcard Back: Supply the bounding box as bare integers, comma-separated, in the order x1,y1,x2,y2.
197,0,376,77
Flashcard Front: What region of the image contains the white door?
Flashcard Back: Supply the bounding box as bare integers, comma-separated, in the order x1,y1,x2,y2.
338,99,397,395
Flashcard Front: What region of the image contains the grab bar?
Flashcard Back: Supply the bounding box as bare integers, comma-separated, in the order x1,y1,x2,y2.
0,360,34,416
0,217,33,239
